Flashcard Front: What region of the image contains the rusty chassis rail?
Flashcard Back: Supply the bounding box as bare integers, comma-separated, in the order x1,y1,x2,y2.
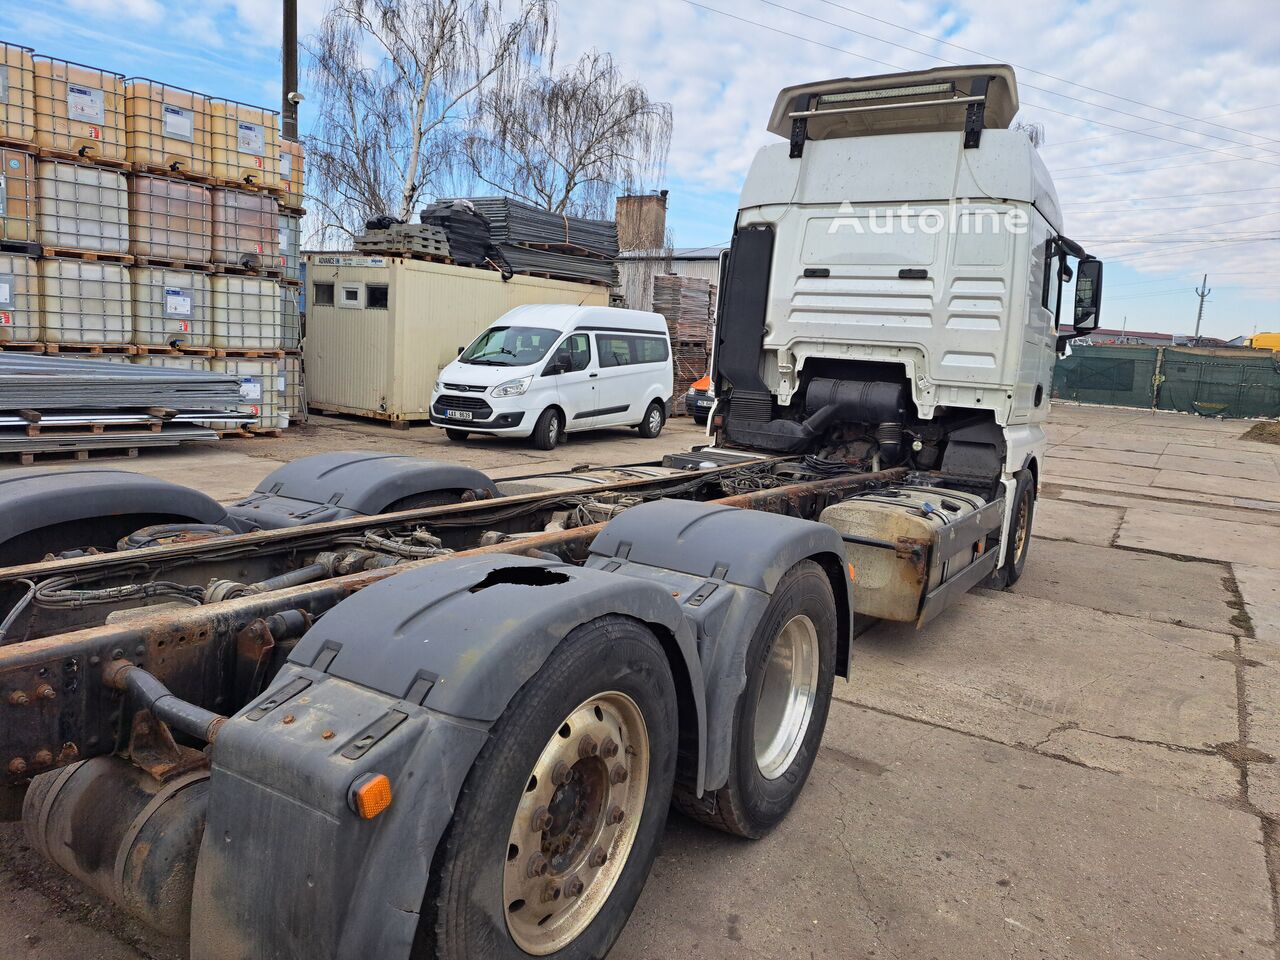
0,467,908,787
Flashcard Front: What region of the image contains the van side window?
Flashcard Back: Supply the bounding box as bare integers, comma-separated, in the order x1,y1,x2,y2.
545,333,592,374
596,334,668,367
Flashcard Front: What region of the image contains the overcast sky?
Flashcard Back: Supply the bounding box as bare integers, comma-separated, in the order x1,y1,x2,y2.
5,0,1279,340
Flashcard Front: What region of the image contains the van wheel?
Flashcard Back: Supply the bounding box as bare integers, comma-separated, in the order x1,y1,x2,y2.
532,409,563,450
421,616,678,960
637,402,664,440
445,429,469,442
672,560,836,838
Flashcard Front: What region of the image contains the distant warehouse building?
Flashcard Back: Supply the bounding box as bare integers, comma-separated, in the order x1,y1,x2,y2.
611,191,726,314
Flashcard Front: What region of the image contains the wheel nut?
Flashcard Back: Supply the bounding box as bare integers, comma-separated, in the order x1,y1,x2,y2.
551,761,571,786
607,805,625,825
565,876,584,898
578,734,598,758
610,763,628,784
36,684,55,701
600,736,619,759
531,805,552,832
540,882,561,903
7,691,28,707
589,847,608,868
526,853,549,879
33,750,52,767
7,758,26,775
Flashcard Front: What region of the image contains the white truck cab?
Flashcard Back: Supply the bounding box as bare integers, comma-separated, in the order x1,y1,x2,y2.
711,65,1103,592
432,304,674,449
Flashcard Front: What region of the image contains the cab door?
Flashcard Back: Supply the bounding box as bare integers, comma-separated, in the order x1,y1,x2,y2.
542,332,598,428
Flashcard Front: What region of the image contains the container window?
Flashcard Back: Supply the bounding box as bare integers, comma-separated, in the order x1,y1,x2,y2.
340,284,363,309
313,282,334,306
366,284,389,309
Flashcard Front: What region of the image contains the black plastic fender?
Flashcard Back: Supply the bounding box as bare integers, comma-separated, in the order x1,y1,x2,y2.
225,451,499,529
191,553,708,960
0,467,232,564
585,498,854,795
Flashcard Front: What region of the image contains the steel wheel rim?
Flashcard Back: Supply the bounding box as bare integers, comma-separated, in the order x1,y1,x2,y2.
1013,488,1031,562
647,408,661,432
549,416,559,445
753,614,819,780
503,691,649,954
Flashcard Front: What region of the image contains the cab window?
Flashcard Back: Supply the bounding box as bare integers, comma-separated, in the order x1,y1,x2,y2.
544,333,592,374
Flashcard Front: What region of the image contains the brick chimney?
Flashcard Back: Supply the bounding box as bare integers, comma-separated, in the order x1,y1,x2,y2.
615,190,668,252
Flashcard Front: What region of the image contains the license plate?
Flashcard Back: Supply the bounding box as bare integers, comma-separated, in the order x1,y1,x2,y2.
445,410,473,421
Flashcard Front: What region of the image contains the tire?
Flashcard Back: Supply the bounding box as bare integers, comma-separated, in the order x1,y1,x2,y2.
531,408,563,450
445,429,469,442
673,560,836,838
637,402,664,440
983,469,1036,591
420,616,678,960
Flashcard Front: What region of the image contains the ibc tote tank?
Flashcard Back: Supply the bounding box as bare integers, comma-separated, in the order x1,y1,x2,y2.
0,42,35,144
209,99,281,191
212,275,281,351
209,357,286,430
0,254,40,343
0,147,36,243
39,258,132,345
280,282,301,351
211,188,278,268
132,267,212,349
280,139,304,208
278,212,300,282
36,160,129,254
124,78,212,178
33,56,126,162
129,174,212,263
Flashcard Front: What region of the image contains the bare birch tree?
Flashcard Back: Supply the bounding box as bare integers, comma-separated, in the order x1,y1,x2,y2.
464,50,672,218
304,0,555,243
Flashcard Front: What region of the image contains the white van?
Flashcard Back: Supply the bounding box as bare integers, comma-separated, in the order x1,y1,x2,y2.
431,304,674,449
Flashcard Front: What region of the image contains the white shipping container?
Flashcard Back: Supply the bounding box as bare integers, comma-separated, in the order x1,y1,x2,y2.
39,258,132,345
36,160,129,253
133,267,212,348
212,274,281,350
0,253,40,343
304,255,608,423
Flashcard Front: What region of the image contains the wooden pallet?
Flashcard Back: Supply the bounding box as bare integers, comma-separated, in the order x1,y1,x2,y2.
279,277,303,288
41,247,134,265
518,241,612,262
131,344,217,357
133,256,214,273
214,348,285,359
243,426,283,437
129,162,217,185
0,135,36,152
9,445,139,466
0,341,46,353
213,263,284,280
216,177,285,198
19,419,164,438
38,148,131,171
43,342,137,355
280,204,306,218
0,239,41,257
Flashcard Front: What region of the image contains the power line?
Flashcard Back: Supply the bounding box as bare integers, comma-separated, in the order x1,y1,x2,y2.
1062,187,1280,205
1046,103,1280,149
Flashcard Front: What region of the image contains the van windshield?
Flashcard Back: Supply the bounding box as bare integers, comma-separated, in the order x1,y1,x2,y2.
459,326,561,366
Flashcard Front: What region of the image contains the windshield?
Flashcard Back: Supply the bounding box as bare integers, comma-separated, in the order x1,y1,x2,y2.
459,326,561,366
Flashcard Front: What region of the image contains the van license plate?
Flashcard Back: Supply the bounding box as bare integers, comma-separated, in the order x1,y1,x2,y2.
446,410,473,421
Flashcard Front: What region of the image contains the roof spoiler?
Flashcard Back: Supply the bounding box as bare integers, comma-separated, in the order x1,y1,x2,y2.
769,64,1018,158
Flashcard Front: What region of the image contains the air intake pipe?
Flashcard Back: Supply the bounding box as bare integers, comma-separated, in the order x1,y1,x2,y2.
726,377,907,453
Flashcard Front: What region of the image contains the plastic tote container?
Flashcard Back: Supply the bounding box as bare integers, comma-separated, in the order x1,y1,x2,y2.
0,253,40,343
280,139,304,208
0,147,36,243
0,42,36,145
33,56,126,162
36,160,129,253
212,274,281,350
278,212,300,282
129,173,212,263
39,258,133,345
209,99,280,190
282,352,304,422
132,267,212,349
208,357,286,430
280,281,301,351
211,187,279,267
124,78,213,177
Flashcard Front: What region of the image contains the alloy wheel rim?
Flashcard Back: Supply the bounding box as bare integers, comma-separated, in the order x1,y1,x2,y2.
503,692,649,954
753,614,820,780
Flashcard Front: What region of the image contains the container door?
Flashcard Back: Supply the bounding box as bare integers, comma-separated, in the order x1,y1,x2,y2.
543,332,598,429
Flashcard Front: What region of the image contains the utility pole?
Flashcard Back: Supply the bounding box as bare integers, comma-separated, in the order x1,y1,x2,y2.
1193,274,1210,346
282,0,298,140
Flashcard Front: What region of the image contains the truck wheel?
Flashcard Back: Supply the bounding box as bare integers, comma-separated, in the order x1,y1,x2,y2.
531,408,563,450
637,402,665,439
445,429,469,442
1001,469,1036,588
423,616,678,960
673,560,836,839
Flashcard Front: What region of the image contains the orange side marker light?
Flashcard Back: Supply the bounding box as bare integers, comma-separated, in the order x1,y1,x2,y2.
349,773,393,819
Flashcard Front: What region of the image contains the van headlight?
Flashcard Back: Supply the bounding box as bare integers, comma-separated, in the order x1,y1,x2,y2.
433,380,443,394
492,376,533,398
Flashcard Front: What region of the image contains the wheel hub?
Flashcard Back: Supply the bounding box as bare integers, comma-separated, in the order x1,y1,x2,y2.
504,693,649,954
753,614,819,780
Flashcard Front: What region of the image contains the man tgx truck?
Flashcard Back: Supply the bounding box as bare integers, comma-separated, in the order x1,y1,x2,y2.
0,65,1101,960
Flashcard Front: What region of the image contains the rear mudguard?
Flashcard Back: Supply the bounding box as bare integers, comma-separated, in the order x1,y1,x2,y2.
191,553,706,960
226,451,499,529
0,468,233,563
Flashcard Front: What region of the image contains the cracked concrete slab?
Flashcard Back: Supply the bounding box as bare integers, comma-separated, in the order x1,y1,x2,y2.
1155,453,1280,482
1030,498,1124,546
1044,457,1162,487
1236,565,1280,643
1012,538,1236,634
1055,489,1280,528
1235,640,1280,821
1118,509,1280,569
618,701,1274,960
1152,469,1280,505
1049,445,1162,468
1163,442,1280,467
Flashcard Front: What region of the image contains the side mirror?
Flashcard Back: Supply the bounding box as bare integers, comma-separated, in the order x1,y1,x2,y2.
1073,259,1103,332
